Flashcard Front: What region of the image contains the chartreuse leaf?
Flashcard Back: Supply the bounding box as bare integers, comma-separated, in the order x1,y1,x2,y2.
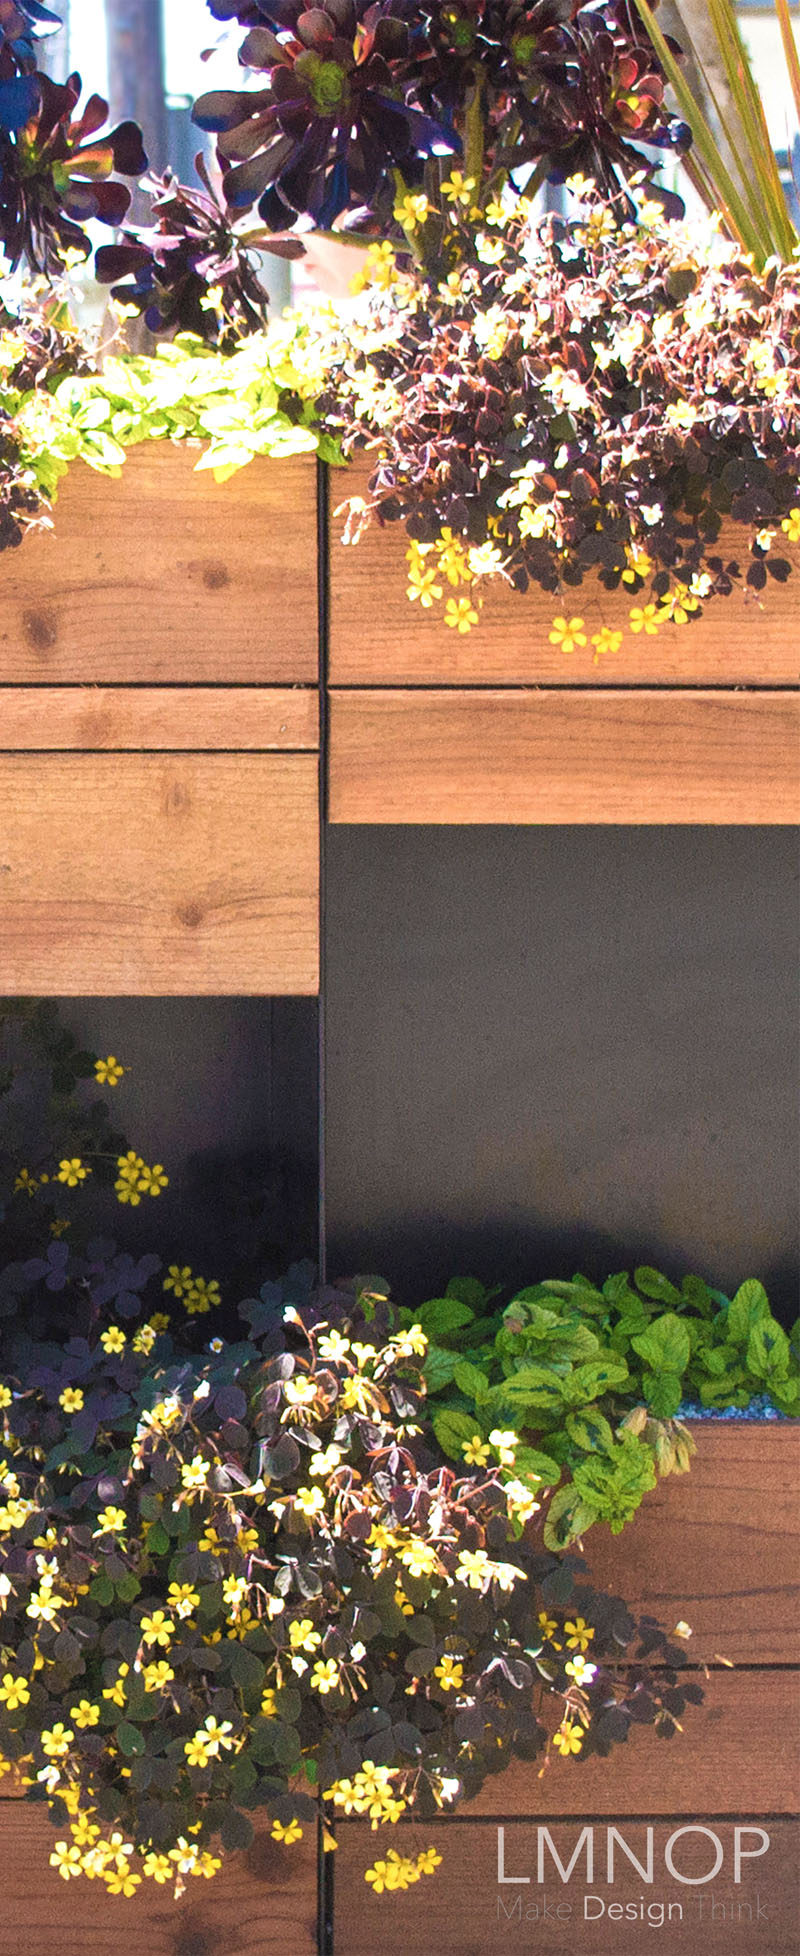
747,1318,791,1383
726,1279,771,1347
542,1484,597,1550
453,1359,491,1401
634,1267,683,1307
432,1408,482,1460
631,1313,691,1378
642,1370,683,1418
414,1297,476,1339
565,1408,615,1453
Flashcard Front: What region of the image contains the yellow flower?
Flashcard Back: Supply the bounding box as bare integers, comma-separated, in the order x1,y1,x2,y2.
105,1869,141,1897
41,1723,74,1759
180,1458,210,1492
433,1656,464,1691
416,1847,443,1875
294,1485,325,1519
564,1654,597,1685
222,1574,248,1611
140,1611,175,1648
59,1387,84,1413
137,1163,169,1197
552,1719,583,1756
148,1313,171,1334
143,1852,173,1883
441,170,476,206
271,1818,303,1844
444,596,479,633
167,1582,199,1619
389,1325,427,1358
261,1688,278,1717
564,1617,595,1652
548,615,587,654
94,1056,125,1087
310,1659,341,1694
0,1384,11,1409
780,507,800,542
309,1445,343,1477
163,1264,192,1297
590,627,623,663
289,1618,321,1653
70,1699,100,1728
462,1436,490,1466
455,1548,491,1589
489,1428,517,1467
199,1716,235,1755
398,1538,438,1578
132,1325,156,1355
665,400,697,430
49,1841,83,1881
49,1217,70,1239
0,1673,30,1710
184,1735,212,1769
93,1505,126,1535
100,1327,126,1355
184,1277,221,1315
13,1169,38,1197
143,1660,175,1693
56,1157,90,1187
629,602,660,636
394,191,430,231
283,1376,318,1408
102,1663,129,1707
316,1330,350,1360
407,561,443,608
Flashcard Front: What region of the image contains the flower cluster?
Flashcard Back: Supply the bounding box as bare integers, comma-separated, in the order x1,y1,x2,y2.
0,1301,702,1895
317,181,800,636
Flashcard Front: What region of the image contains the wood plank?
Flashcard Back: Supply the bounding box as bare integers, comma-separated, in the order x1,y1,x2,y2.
582,1424,800,1666
0,448,318,684
328,688,800,823
329,477,800,685
464,1672,800,1818
0,754,319,994
0,687,319,751
334,1818,800,1956
0,1805,317,1956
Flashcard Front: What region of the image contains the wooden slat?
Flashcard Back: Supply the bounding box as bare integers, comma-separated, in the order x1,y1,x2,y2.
0,1805,317,1956
328,688,800,823
465,1673,799,1818
335,1819,800,1956
0,754,319,994
0,448,318,684
582,1425,800,1666
0,687,319,751
329,477,800,685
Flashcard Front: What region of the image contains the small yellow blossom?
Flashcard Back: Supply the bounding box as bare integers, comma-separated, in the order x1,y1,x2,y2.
271,1818,303,1844
102,1663,129,1707
665,400,697,429
94,1057,125,1087
294,1485,325,1519
13,1169,38,1197
70,1700,100,1728
143,1851,173,1883
0,1673,30,1710
309,1444,343,1477
49,1841,83,1881
137,1163,169,1197
289,1617,321,1653
462,1436,491,1466
143,1660,175,1693
548,615,587,654
564,1654,597,1685
629,602,661,636
167,1582,199,1619
56,1157,90,1187
0,1384,12,1409
444,596,479,633
552,1719,584,1756
184,1276,221,1315
41,1723,74,1759
100,1326,126,1355
433,1656,464,1691
180,1458,210,1492
782,507,800,542
164,1265,192,1297
58,1387,84,1413
441,171,476,207
184,1735,212,1769
564,1617,595,1652
140,1610,175,1647
310,1659,341,1694
489,1428,517,1467
93,1505,126,1535
316,1329,350,1361
590,627,623,662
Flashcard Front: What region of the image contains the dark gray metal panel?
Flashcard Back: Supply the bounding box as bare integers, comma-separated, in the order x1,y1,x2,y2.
324,828,799,1317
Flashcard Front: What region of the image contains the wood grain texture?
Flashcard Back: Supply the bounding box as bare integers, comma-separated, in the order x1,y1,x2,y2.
582,1424,800,1666
335,1820,800,1956
0,1807,317,1956
328,688,800,823
0,687,319,750
329,474,800,684
0,448,318,684
464,1672,800,1817
0,754,319,994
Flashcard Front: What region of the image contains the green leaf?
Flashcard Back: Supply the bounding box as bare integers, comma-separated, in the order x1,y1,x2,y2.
452,1359,491,1402
415,1297,476,1338
512,1445,561,1485
432,1407,482,1461
423,1345,458,1392
631,1313,691,1378
564,1358,630,1403
229,1645,265,1691
495,1365,565,1410
146,1521,171,1557
542,1484,597,1550
565,1409,615,1453
634,1267,683,1306
220,1809,254,1853
642,1370,683,1418
116,1721,145,1758
90,1575,114,1606
727,1279,771,1348
746,1318,791,1383
114,1573,141,1604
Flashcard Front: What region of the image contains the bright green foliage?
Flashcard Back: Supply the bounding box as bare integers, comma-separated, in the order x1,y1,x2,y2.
411,1270,797,1547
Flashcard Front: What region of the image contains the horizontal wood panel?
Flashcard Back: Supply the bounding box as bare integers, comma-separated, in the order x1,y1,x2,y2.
582,1425,799,1666
328,688,800,823
0,1806,316,1956
0,687,319,751
0,754,319,994
465,1672,799,1818
335,1819,800,1956
329,476,800,685
0,448,318,684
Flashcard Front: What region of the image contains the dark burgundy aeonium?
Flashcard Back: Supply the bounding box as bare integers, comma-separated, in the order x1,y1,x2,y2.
195,0,689,236
0,70,147,271
95,155,303,346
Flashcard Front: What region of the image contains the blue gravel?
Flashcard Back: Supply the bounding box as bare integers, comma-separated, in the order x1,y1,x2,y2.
677,1395,790,1421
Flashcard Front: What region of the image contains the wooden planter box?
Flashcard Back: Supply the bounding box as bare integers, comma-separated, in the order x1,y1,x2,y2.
327,469,800,824
0,447,320,994
0,1425,796,1956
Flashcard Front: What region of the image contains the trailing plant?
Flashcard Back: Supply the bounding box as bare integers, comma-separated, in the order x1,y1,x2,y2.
315,179,800,637
0,1291,703,1898
392,1267,798,1547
